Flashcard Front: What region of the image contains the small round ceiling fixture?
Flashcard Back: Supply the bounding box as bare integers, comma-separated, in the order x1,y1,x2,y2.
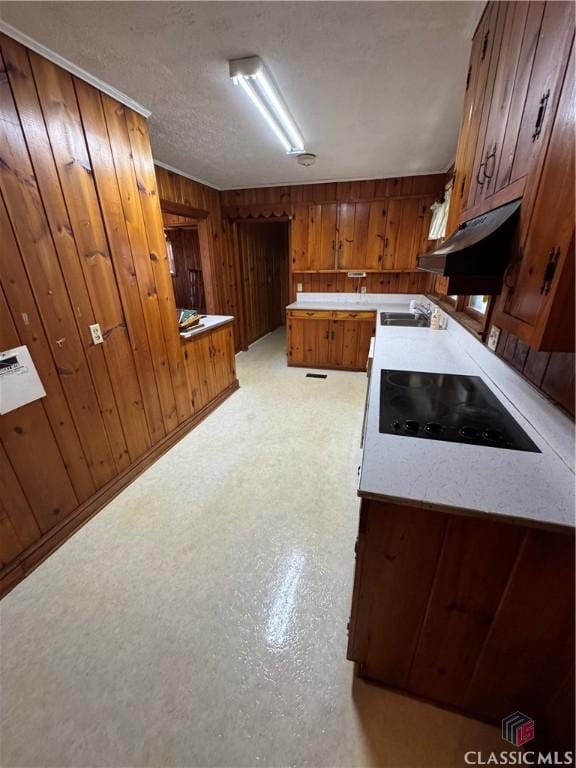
296,153,317,167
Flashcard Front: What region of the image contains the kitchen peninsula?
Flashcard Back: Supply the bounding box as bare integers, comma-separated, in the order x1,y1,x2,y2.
179,315,238,416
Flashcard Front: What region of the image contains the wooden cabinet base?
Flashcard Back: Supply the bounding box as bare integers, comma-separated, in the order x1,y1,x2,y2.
348,499,575,752
0,380,239,599
287,309,375,371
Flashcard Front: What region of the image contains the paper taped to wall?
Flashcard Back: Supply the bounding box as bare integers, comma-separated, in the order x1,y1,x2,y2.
0,346,46,415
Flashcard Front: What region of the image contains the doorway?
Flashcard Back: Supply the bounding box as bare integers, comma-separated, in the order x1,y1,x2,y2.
165,227,207,313
236,221,289,346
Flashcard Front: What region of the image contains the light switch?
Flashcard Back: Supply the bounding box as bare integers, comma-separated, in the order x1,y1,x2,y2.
89,323,104,345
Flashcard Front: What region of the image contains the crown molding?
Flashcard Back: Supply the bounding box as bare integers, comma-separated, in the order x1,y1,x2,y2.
0,20,151,118
153,160,219,191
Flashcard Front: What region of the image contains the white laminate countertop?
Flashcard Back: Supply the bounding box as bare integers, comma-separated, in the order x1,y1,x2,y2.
179,315,234,340
287,293,575,530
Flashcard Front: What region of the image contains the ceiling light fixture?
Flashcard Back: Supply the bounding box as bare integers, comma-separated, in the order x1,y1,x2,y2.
229,56,305,155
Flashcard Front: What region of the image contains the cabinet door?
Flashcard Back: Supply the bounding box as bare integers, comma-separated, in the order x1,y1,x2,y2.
508,1,574,186
466,2,508,209
287,317,332,366
184,334,212,413
494,2,546,192
384,198,426,270
366,201,388,269
502,43,575,348
477,3,533,201
291,203,310,271
446,7,490,235
456,3,502,216
210,325,236,394
291,203,337,271
337,202,357,269
343,319,375,370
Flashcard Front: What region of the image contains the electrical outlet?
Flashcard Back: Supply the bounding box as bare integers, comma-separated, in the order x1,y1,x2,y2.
487,325,501,352
360,286,367,294
297,282,303,292
89,323,104,345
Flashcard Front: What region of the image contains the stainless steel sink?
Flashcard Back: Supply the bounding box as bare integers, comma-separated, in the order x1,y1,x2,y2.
380,311,430,327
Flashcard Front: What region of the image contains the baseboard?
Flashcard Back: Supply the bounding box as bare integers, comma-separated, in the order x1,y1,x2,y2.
288,362,367,372
0,380,239,599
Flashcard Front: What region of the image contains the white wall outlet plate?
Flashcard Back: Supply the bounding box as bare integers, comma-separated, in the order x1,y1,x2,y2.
360,286,367,294
89,323,104,345
296,282,303,292
487,325,501,352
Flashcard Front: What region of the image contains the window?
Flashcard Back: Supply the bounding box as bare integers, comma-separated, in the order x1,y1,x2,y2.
467,295,489,314
165,233,176,276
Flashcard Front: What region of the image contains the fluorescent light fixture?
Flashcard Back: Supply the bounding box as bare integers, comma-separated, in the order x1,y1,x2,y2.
229,56,305,154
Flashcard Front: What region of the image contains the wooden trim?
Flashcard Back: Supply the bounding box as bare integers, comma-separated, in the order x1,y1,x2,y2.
288,361,368,373
160,199,210,219
0,380,239,599
458,176,526,225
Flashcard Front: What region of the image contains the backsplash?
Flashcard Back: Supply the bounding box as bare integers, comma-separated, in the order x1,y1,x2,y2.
496,330,575,418
292,271,434,298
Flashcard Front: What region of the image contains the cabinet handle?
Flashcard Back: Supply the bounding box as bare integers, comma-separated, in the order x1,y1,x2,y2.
324,330,329,340
483,144,497,180
331,330,335,340
540,246,560,295
481,30,490,62
476,161,486,187
532,89,550,142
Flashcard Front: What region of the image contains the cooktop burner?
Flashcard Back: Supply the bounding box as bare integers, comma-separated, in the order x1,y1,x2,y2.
379,369,540,452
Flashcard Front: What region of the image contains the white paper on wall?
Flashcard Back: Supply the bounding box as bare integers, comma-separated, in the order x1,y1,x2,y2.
0,345,46,415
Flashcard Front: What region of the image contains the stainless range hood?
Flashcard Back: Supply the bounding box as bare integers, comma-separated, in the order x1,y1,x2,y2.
417,198,521,294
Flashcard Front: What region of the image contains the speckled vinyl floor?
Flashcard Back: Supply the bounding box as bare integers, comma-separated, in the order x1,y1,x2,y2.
0,328,504,768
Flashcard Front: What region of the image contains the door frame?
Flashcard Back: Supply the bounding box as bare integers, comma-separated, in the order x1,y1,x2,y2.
231,217,291,351
160,201,217,315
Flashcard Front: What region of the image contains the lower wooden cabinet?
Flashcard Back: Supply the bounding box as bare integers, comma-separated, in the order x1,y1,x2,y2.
182,322,237,412
287,310,375,371
348,498,575,752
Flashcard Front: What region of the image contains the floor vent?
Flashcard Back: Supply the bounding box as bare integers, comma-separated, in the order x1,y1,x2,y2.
306,373,327,379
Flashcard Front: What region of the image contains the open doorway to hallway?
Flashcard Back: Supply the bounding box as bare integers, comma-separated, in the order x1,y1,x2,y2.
236,221,289,346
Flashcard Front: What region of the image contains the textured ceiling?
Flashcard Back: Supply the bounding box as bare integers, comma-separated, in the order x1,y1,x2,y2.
0,1,484,189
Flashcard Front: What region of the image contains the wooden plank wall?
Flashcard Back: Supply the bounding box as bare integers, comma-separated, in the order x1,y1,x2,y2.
236,222,289,345
0,34,197,593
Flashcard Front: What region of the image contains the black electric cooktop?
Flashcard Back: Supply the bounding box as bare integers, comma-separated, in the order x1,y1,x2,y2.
379,369,540,452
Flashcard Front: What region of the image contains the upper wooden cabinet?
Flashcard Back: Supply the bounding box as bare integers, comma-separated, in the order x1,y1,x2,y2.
446,0,574,352
494,42,575,352
292,198,434,272
448,2,574,228
292,203,337,271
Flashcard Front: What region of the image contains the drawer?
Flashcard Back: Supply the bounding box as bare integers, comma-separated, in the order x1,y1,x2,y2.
287,309,332,320
332,310,376,321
